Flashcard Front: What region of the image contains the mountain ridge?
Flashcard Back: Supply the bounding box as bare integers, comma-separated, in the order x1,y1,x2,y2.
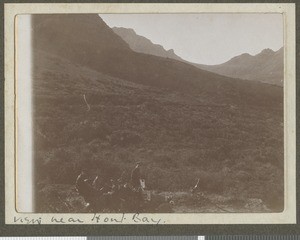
32,14,282,107
112,27,184,61
197,47,284,86
112,26,283,86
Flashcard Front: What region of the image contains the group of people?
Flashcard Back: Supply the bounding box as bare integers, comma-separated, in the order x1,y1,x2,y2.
75,162,146,209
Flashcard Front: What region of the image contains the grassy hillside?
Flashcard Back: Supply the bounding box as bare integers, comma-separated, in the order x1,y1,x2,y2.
32,14,283,213
34,50,283,212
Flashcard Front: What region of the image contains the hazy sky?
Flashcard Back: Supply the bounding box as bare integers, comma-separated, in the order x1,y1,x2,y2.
100,14,283,65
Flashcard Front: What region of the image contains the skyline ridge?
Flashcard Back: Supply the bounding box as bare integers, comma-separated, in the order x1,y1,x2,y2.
100,13,283,65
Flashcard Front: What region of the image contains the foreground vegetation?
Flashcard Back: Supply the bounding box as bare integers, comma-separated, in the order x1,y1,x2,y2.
34,51,283,212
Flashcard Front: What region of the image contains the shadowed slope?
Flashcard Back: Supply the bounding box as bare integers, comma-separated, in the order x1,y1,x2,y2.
32,14,282,106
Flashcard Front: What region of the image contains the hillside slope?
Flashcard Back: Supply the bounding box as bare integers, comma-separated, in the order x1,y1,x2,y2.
34,50,283,212
111,26,283,86
32,14,284,212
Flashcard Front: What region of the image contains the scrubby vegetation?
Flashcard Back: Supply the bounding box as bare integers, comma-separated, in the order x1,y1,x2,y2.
34,50,283,212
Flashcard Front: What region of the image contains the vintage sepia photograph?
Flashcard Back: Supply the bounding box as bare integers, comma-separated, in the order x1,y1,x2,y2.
5,3,296,224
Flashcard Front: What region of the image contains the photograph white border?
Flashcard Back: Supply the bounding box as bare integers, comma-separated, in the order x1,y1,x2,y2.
4,3,296,224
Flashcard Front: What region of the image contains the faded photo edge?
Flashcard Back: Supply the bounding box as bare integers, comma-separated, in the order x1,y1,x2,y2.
4,3,296,224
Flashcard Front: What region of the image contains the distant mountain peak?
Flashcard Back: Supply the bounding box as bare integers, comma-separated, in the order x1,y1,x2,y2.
196,46,283,86
113,26,136,34
112,27,184,61
167,49,175,54
259,48,275,55
238,53,252,58
227,52,251,62
241,53,251,57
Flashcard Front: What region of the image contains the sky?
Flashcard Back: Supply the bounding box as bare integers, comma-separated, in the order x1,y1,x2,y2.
100,14,283,65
